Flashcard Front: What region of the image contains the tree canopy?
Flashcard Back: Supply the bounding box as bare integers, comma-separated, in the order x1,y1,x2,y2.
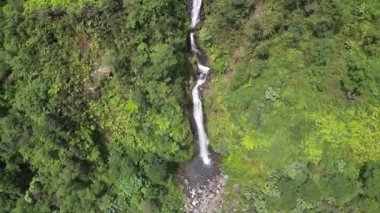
1,0,379,212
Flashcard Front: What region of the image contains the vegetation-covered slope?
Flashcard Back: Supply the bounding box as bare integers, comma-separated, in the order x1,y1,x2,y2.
1,0,379,212
0,0,193,212
202,0,380,211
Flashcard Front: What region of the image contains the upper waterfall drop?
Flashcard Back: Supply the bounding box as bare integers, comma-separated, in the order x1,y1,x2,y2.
191,0,202,28
190,0,211,165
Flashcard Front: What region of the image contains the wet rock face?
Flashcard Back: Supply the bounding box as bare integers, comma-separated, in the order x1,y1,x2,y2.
183,156,218,186
179,156,228,213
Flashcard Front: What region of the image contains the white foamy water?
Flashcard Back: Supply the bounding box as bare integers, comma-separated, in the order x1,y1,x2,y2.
190,0,211,165
190,32,198,53
191,0,202,28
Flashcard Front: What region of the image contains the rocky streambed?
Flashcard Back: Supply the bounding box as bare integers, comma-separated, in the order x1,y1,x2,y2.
179,156,228,213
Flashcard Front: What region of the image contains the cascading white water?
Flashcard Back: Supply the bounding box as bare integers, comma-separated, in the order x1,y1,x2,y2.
191,0,202,28
190,0,211,165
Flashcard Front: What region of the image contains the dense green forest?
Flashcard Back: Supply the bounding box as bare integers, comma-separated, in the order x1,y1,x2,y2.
202,0,380,211
0,0,192,211
0,0,379,212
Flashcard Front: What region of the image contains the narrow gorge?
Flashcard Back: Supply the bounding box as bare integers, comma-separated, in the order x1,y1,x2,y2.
180,1,227,212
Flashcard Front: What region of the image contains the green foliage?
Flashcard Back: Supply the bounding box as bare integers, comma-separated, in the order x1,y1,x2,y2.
1,0,380,212
23,0,102,13
0,0,191,211
203,0,380,211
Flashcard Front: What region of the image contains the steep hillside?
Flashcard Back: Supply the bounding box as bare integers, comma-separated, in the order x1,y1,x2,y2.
202,0,380,211
0,1,193,211
0,0,379,212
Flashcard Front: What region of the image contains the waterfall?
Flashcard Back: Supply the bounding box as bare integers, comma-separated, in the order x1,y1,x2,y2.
190,0,211,165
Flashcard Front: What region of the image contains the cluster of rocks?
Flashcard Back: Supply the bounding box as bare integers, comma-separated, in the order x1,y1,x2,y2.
183,173,228,213
85,65,113,100
91,65,113,78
